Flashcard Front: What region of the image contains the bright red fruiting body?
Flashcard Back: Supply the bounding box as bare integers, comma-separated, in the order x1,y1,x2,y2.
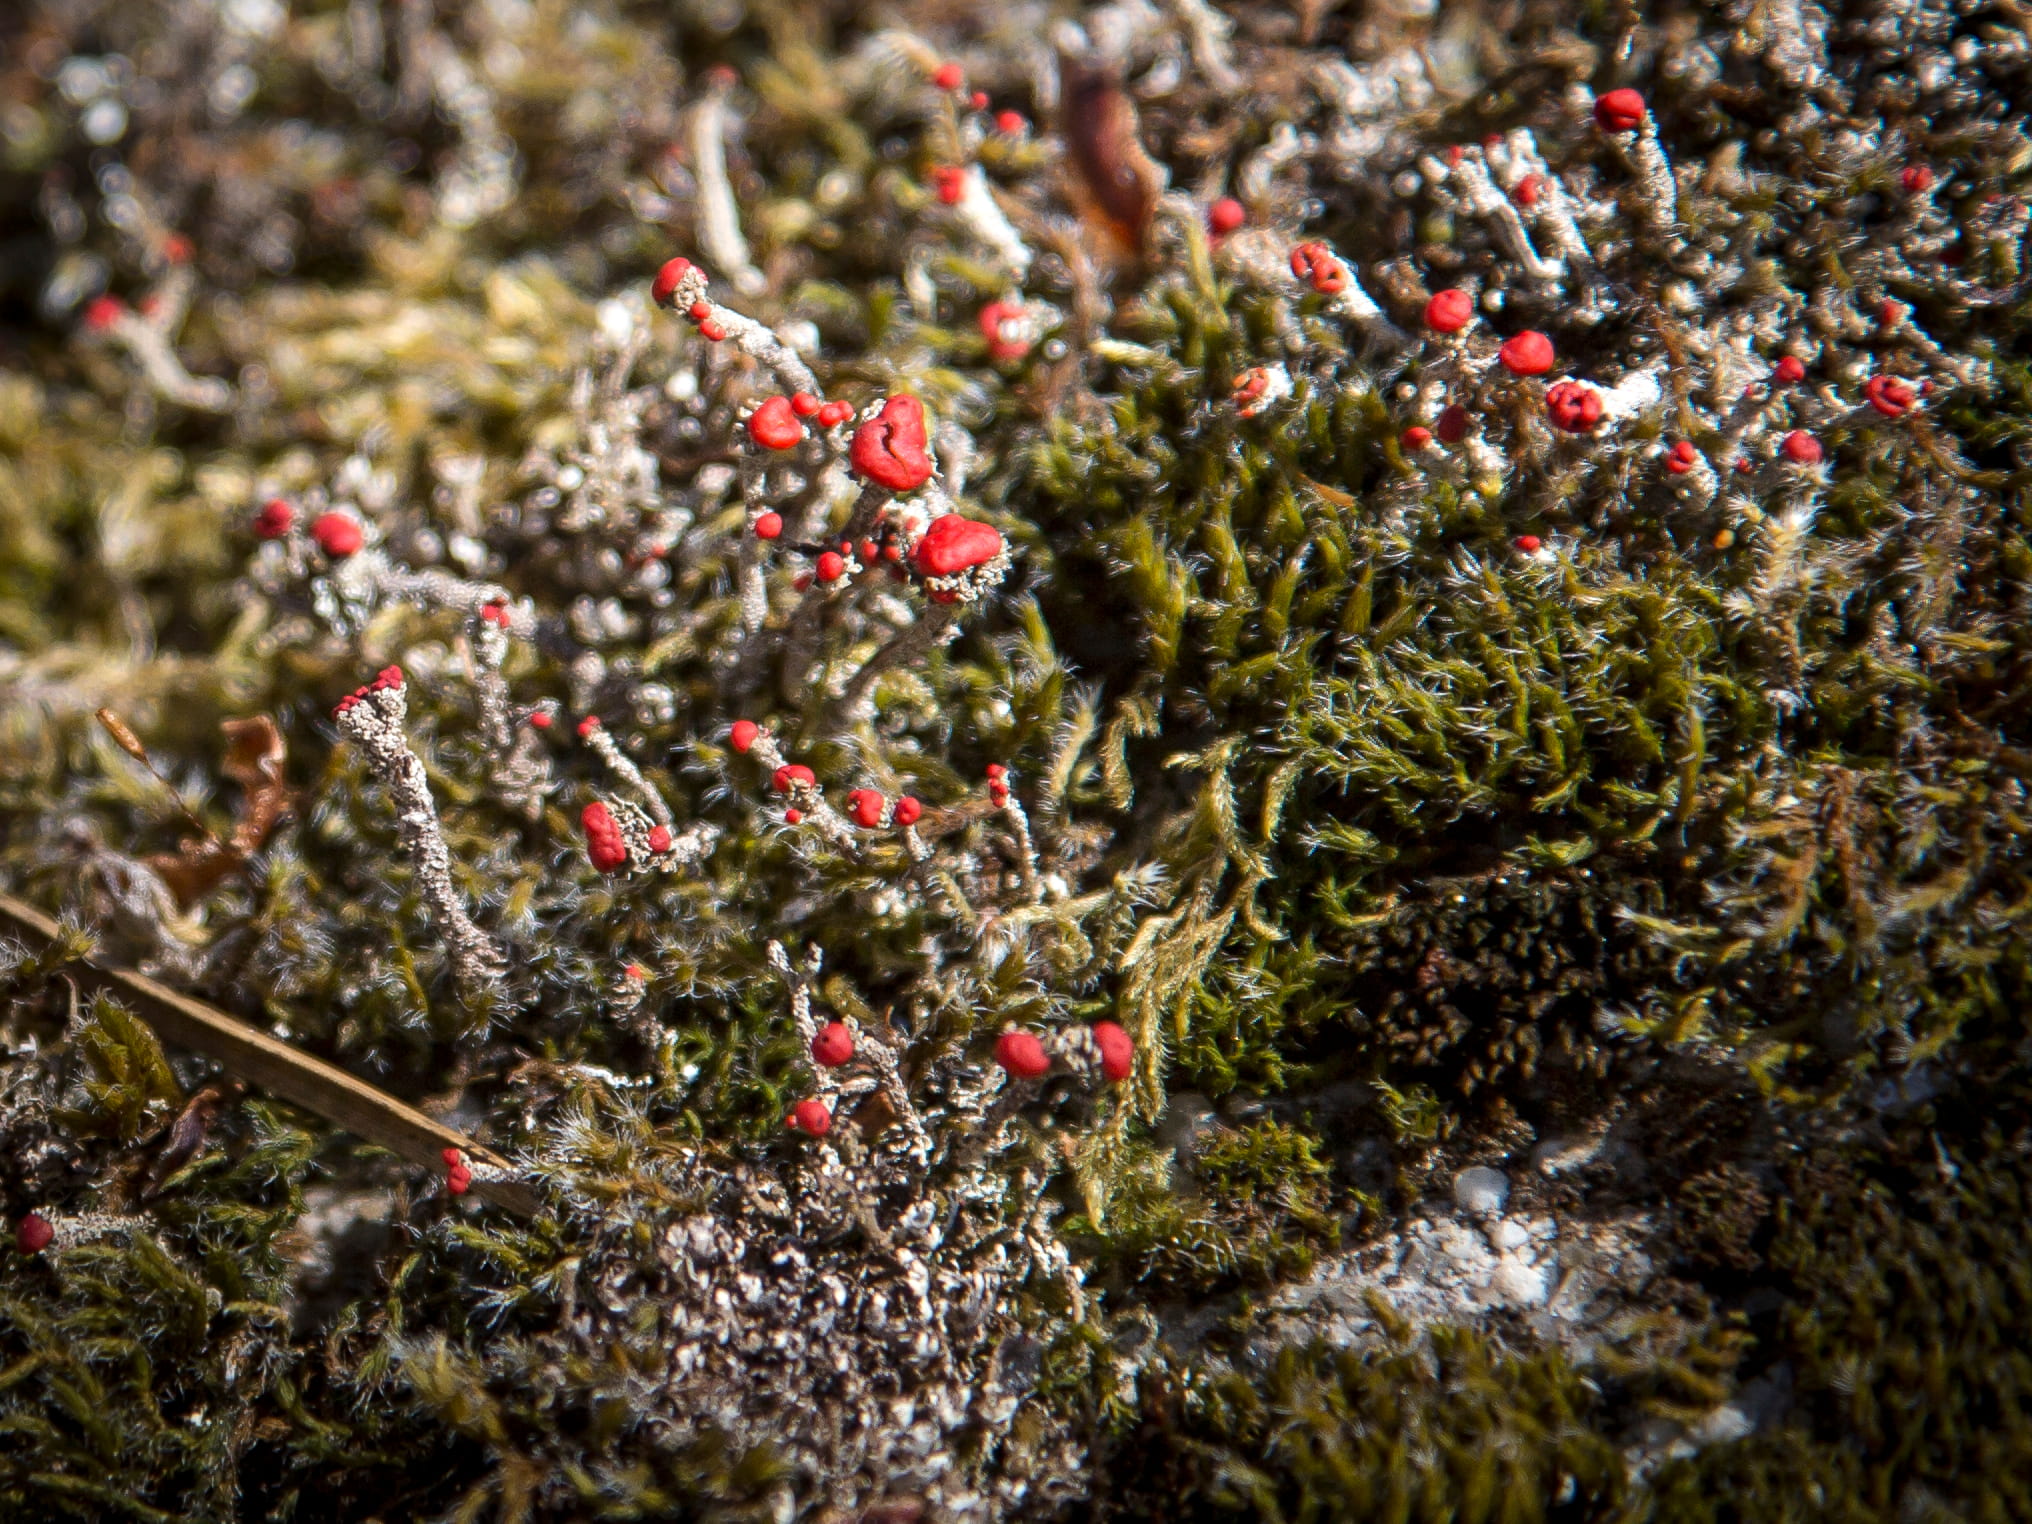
1901,164,1935,193
933,166,966,204
698,318,727,342
893,795,922,825
651,256,695,307
1401,426,1433,451
789,1098,832,1135
1425,288,1473,333
850,396,934,492
447,1164,473,1195
1773,355,1807,385
688,300,712,321
312,511,363,557
1498,330,1556,376
812,1022,855,1067
995,109,1025,134
1437,404,1470,444
784,807,803,824
480,602,510,627
912,515,1004,577
730,719,760,753
979,300,1030,361
790,392,821,417
648,825,673,852
1208,197,1246,236
748,396,804,450
1446,144,1464,165
83,296,124,331
1545,380,1603,433
582,801,628,873
1289,241,1347,294
161,232,193,264
1666,440,1698,474
985,764,1007,781
1781,430,1824,464
817,400,853,428
933,61,963,91
772,763,816,793
253,499,294,539
815,550,847,582
16,1213,52,1254
754,511,783,540
846,788,888,828
1865,374,1916,416
1092,1021,1134,1083
577,715,601,738
995,1030,1051,1079
1515,534,1543,553
1514,173,1544,206
1593,88,1647,132
529,711,553,729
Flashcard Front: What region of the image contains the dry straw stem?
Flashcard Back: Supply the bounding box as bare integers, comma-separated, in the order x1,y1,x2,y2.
0,890,538,1217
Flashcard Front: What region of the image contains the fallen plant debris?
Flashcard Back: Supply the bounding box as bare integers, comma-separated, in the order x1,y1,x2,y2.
1,0,2031,1519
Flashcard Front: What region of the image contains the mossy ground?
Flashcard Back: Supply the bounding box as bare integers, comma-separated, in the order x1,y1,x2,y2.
2,0,2032,1518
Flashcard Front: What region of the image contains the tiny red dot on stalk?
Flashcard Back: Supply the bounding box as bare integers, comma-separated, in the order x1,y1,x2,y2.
581,801,629,873
1773,355,1806,385
1545,380,1603,433
650,257,695,307
846,789,888,828
1901,164,1935,193
698,318,727,342
790,392,821,417
893,795,922,825
1514,534,1543,554
970,91,989,110
1514,173,1544,206
754,511,783,540
1209,197,1246,236
1425,288,1473,333
1666,440,1698,474
933,166,966,204
15,1214,52,1254
1446,144,1464,165
1593,88,1647,132
730,719,759,752
995,1030,1052,1079
447,1164,472,1195
1092,1021,1134,1082
933,62,963,91
812,1022,855,1067
442,1147,464,1167
648,825,673,852
816,550,847,582
784,807,803,824
1289,241,1347,294
1878,299,1903,327
772,763,816,793
1401,426,1433,451
312,512,363,558
529,711,552,729
1781,430,1824,463
985,763,1007,781
253,499,294,539
577,715,601,737
1864,374,1916,416
82,295,124,331
789,1098,832,1135
747,396,804,451
996,109,1025,134
817,400,854,428
688,300,712,321
1498,330,1555,376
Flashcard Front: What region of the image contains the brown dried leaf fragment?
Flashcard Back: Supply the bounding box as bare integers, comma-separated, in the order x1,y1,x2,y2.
1058,50,1164,265
145,715,295,908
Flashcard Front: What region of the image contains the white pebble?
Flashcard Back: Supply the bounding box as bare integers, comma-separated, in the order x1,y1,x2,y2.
1454,1165,1509,1216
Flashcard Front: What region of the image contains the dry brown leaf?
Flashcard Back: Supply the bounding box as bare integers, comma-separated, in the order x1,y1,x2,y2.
1058,51,1163,266
146,715,295,908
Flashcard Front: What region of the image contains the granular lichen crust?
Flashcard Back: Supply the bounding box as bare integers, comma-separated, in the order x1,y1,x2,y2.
1,0,2031,1518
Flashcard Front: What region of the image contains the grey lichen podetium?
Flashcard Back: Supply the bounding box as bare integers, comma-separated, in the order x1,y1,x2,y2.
331,665,507,997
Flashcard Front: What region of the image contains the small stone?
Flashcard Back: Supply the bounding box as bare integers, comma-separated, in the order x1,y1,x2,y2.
1453,1165,1510,1216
